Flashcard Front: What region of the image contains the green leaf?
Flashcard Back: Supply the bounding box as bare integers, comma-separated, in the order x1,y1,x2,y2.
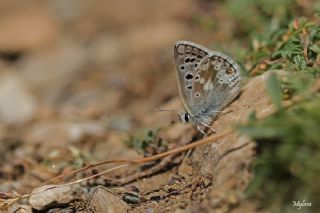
248,111,257,122
310,44,320,54
293,55,307,69
266,73,283,109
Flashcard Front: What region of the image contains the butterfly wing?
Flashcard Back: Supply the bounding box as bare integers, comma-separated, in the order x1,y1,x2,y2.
191,50,242,120
174,41,242,126
174,41,210,116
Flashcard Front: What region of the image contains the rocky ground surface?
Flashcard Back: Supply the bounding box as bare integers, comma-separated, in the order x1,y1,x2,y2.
0,1,278,212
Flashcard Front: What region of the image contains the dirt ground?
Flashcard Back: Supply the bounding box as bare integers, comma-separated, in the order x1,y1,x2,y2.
0,1,273,212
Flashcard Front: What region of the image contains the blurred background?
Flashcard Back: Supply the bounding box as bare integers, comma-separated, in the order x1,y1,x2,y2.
0,0,256,128
0,0,319,212
0,0,256,163
1,0,316,141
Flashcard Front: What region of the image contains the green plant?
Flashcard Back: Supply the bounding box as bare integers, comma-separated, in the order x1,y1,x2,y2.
124,129,168,157
237,10,320,212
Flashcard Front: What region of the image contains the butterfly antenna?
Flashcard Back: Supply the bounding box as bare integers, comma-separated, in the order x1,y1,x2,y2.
154,106,183,115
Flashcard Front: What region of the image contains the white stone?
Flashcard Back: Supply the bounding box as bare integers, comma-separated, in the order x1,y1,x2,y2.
0,73,37,124
29,184,75,211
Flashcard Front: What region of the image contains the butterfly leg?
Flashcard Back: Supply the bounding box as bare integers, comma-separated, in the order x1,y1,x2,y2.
222,109,232,114
202,122,216,134
197,126,208,138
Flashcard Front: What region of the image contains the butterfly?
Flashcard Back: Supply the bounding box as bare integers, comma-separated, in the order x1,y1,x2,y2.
174,41,242,137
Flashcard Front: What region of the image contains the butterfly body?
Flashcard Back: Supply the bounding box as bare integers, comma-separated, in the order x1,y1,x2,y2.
174,41,241,135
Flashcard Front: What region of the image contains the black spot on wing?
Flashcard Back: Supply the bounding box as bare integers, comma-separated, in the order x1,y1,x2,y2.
185,74,193,80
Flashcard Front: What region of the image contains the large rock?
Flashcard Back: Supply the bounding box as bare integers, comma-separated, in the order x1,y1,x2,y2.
18,40,88,103
0,72,37,124
87,186,128,213
29,185,75,211
8,204,32,213
189,71,278,211
0,9,59,51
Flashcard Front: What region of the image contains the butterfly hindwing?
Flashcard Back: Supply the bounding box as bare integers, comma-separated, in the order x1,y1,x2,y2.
192,53,241,116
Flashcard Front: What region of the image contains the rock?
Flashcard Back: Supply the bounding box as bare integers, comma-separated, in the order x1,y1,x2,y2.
47,0,87,22
89,34,125,66
29,185,75,211
25,120,104,155
84,0,192,29
124,21,187,56
105,115,133,132
87,186,128,213
67,121,105,141
26,121,71,150
18,40,88,103
0,9,59,51
189,71,279,210
8,204,32,213
0,72,37,124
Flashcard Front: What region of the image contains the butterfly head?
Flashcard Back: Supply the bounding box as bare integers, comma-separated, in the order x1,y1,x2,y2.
154,107,191,123
178,112,191,123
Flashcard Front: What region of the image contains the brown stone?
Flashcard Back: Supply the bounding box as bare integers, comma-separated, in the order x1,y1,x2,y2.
87,186,128,213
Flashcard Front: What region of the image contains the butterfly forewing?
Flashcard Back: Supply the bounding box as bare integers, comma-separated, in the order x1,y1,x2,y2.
174,41,210,115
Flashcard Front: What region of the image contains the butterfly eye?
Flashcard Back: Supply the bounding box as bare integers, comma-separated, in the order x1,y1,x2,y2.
184,113,190,122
